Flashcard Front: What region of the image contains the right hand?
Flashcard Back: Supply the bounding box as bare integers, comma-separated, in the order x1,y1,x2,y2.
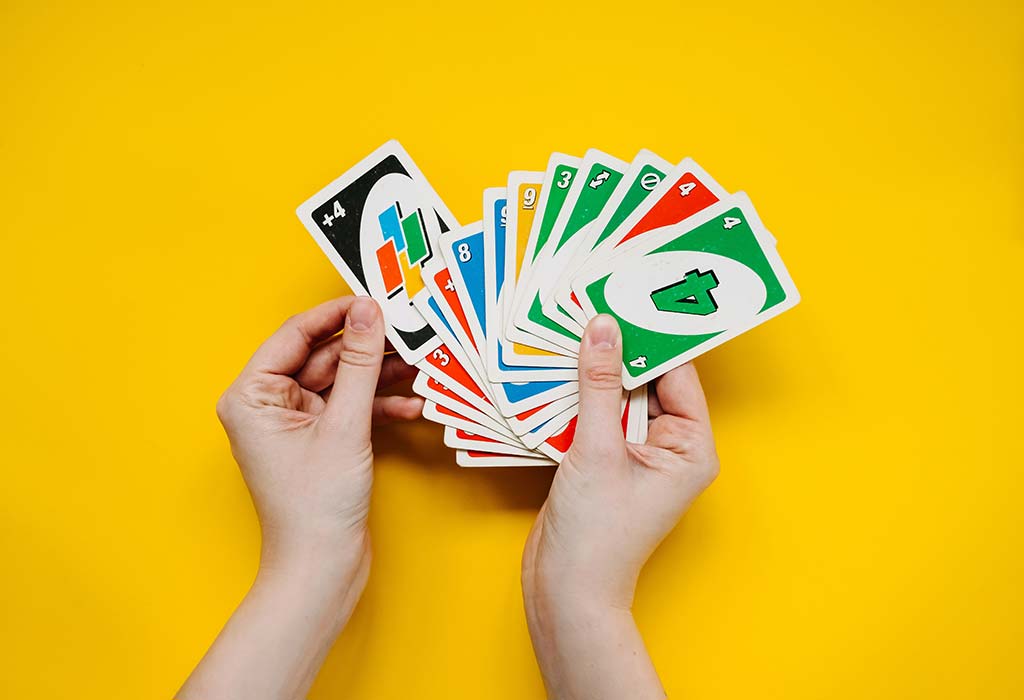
523,314,720,609
521,314,720,699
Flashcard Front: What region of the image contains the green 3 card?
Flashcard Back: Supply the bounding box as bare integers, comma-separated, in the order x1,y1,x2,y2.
572,193,800,390
550,150,674,335
512,149,629,351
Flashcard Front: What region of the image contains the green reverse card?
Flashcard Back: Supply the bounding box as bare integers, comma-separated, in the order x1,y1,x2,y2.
553,161,669,323
526,158,627,342
552,161,625,253
589,163,666,251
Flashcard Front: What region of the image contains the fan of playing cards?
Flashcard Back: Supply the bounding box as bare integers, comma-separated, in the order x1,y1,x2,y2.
297,141,799,467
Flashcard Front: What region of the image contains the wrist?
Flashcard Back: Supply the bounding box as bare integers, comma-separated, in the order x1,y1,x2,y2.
525,571,634,629
258,525,370,595
524,558,639,615
523,579,657,700
523,568,667,700
523,564,635,658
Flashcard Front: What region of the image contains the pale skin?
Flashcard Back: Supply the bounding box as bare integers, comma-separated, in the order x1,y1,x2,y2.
177,297,718,700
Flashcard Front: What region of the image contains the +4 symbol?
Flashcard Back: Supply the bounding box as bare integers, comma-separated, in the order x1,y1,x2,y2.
322,201,346,227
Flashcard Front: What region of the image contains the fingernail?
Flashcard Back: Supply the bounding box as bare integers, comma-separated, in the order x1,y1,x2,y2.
348,297,378,331
586,314,620,350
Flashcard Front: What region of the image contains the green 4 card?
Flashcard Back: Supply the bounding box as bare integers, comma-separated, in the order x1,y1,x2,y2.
572,193,800,390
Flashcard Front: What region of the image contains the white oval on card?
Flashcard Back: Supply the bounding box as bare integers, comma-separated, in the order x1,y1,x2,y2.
602,250,766,336
359,173,443,334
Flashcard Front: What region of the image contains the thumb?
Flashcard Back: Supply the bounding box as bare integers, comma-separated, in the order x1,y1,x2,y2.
322,297,385,441
572,314,626,459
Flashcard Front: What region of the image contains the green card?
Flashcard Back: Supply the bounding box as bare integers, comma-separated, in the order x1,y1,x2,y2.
573,193,800,390
514,150,630,350
551,150,675,330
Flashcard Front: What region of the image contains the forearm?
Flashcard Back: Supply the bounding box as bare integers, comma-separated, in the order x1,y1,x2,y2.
177,537,370,700
523,578,665,700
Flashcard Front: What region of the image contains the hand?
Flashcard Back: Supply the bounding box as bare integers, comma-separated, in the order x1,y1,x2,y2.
216,295,422,571
179,296,422,700
522,314,719,700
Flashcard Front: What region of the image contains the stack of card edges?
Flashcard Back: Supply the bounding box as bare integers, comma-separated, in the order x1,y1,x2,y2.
297,141,799,467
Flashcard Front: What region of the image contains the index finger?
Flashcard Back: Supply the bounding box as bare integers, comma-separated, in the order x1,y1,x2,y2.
246,296,361,376
654,362,711,424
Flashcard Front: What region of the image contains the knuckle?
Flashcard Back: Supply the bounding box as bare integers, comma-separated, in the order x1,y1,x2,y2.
656,416,699,452
688,450,720,489
655,416,720,485
215,389,236,424
702,452,721,484
250,373,291,394
339,343,380,369
283,314,314,343
582,362,621,389
668,419,695,445
226,374,292,412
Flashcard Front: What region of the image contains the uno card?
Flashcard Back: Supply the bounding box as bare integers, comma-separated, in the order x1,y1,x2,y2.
560,157,732,353
411,282,501,411
559,156,735,354
573,193,800,390
424,403,521,445
487,171,579,374
415,257,492,383
513,149,630,350
456,450,555,468
444,426,541,457
534,387,647,462
413,372,515,437
551,149,674,328
424,221,489,357
417,360,578,441
482,186,579,383
505,153,581,354
414,339,506,422
296,140,456,363
631,384,650,445
413,254,576,435
439,222,579,417
518,402,578,450
574,156,731,279
505,393,579,436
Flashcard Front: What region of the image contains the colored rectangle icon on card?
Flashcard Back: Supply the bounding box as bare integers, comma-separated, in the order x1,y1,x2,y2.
373,201,433,299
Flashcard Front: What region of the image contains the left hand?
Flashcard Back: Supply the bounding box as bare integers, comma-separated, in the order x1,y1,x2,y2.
179,296,420,700
215,296,422,572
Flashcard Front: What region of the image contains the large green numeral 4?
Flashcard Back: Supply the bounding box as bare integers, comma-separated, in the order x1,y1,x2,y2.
650,269,720,316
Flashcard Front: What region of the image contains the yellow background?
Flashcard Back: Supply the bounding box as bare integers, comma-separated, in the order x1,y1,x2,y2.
2,1,1021,697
